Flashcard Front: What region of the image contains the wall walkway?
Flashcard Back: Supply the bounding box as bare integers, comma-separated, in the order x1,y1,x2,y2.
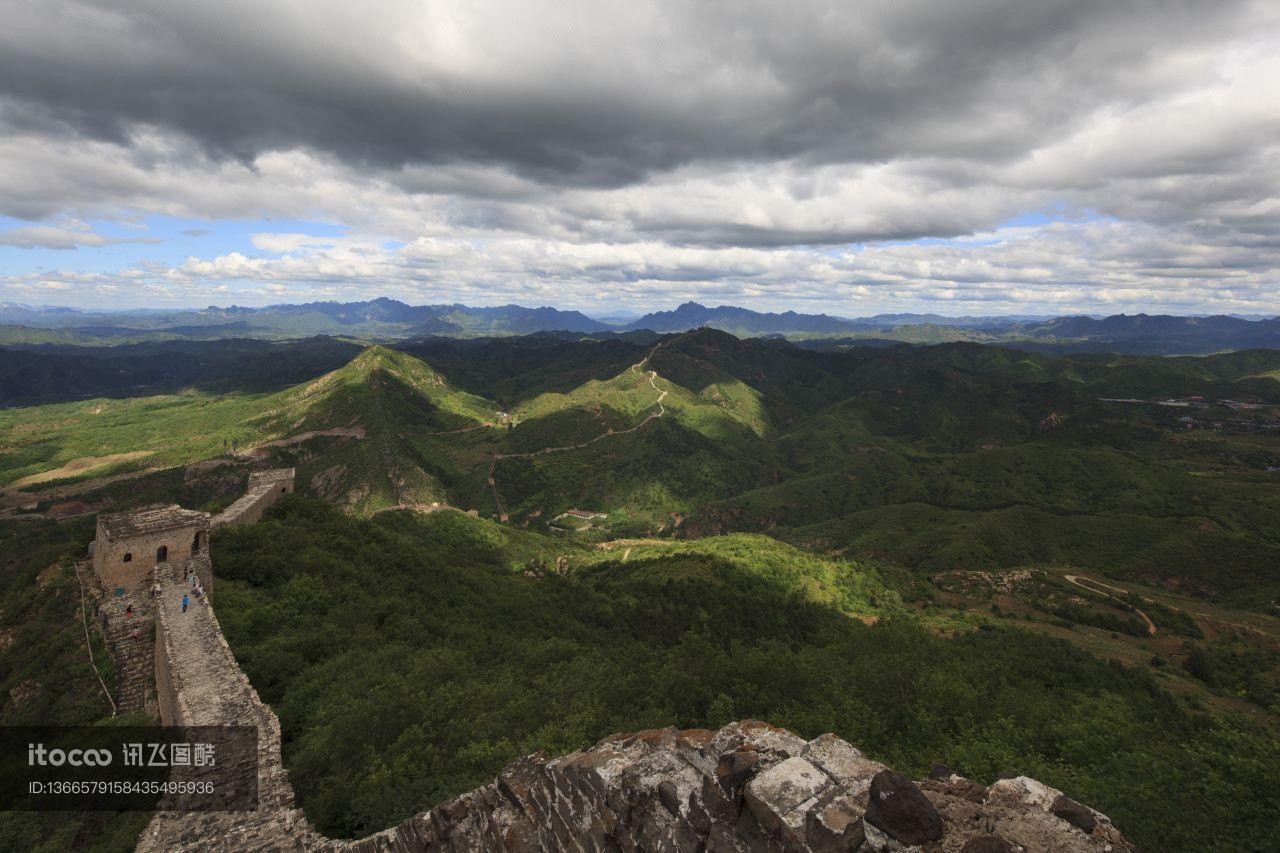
136,567,323,851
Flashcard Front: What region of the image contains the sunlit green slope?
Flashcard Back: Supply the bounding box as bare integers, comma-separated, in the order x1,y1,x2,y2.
0,346,498,516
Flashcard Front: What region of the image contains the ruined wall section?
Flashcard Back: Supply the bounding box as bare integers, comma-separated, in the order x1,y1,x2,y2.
211,468,295,531
325,722,1132,853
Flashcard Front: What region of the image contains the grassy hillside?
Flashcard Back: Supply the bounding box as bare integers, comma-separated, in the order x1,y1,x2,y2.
259,346,499,514
6,336,1279,602
0,345,500,514
0,390,284,487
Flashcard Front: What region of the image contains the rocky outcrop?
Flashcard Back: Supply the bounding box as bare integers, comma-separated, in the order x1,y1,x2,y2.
329,722,1132,852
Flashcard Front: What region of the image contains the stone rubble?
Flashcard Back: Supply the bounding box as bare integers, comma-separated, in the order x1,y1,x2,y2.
325,722,1132,853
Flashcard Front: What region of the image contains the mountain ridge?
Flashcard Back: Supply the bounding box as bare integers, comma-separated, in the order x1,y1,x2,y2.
4,299,1279,354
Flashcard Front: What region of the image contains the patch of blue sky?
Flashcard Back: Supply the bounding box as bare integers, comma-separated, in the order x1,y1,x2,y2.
0,215,348,274
996,205,1107,229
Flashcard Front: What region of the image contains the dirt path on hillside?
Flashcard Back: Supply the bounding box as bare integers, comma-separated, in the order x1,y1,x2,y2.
486,339,673,521
234,426,366,459
1062,573,1273,638
426,422,500,437
1064,574,1157,635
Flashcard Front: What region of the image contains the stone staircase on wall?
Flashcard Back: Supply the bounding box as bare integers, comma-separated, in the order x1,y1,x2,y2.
85,560,155,714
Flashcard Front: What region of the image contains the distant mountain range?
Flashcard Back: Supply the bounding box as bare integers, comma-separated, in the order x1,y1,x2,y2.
0,298,608,339
1,299,1277,355
617,302,874,334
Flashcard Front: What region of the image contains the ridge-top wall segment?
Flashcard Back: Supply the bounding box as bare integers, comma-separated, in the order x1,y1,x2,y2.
212,468,295,530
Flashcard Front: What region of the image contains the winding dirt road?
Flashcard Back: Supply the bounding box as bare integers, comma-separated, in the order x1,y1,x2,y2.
1063,574,1157,635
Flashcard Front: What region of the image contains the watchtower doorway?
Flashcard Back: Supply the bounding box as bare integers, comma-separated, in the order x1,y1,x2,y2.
192,531,202,554
156,545,168,564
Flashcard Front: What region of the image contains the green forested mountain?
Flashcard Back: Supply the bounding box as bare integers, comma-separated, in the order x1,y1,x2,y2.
6,331,1280,598
211,500,1279,850
0,337,364,407
2,331,1279,851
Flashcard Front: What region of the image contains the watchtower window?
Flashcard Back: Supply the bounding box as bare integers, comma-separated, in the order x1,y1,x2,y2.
122,552,132,563
281,486,287,493
192,531,202,554
156,546,168,563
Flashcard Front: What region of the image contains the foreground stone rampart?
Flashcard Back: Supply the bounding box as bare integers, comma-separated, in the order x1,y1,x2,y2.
328,721,1131,853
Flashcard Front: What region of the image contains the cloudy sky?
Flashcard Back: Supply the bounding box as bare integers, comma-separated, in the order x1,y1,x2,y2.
0,0,1277,316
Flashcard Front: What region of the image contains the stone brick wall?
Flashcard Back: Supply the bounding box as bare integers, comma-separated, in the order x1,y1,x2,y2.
93,520,208,596
92,553,209,716
153,601,178,727
187,551,214,600
139,569,324,851
92,578,156,714
211,468,295,531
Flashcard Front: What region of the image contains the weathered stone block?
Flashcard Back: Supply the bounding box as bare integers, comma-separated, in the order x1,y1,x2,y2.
804,788,866,853
802,733,886,800
743,756,831,838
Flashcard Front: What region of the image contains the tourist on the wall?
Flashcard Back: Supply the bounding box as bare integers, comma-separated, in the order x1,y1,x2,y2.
182,593,189,613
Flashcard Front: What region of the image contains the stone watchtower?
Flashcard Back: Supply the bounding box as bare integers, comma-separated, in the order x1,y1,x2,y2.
88,505,209,713
92,505,212,596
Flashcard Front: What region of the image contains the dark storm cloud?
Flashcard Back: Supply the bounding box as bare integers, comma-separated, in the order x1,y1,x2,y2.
0,0,1261,186
1,0,1276,313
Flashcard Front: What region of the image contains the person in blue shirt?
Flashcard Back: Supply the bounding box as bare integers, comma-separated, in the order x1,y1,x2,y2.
182,593,189,613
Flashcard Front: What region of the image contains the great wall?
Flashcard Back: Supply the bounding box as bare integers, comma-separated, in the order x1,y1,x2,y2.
87,468,1132,852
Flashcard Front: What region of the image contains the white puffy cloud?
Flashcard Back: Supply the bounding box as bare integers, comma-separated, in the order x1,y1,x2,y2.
5,218,1275,315
0,0,1276,313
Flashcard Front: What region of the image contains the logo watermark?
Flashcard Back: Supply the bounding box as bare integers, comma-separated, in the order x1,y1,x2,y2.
1,726,257,811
